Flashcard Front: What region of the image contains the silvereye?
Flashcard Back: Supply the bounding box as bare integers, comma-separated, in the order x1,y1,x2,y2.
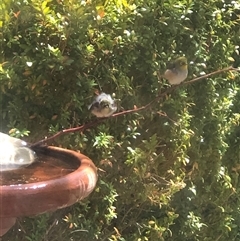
88,92,117,118
164,56,188,85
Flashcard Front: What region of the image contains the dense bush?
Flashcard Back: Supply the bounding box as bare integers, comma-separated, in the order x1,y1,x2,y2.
1,0,240,240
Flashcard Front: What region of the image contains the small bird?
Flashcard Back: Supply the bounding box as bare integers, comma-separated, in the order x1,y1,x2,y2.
88,92,117,118
164,56,188,85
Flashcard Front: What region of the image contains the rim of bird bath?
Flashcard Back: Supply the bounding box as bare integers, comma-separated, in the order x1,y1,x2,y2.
0,145,98,236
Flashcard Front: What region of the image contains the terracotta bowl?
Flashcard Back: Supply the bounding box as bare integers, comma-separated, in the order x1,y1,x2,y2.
0,146,98,236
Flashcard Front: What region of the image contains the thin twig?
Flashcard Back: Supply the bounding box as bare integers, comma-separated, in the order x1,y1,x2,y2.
43,219,58,241
30,66,239,147
183,66,235,85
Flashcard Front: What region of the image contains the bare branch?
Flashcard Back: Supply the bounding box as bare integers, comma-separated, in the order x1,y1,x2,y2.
183,66,236,85
30,66,239,147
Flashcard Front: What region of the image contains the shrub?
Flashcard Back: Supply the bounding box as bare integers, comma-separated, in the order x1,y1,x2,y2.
1,0,240,240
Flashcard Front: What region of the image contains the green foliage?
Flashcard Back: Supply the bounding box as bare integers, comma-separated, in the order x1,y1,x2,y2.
1,0,240,240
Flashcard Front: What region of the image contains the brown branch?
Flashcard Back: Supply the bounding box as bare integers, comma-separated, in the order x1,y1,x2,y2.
31,118,107,147
182,66,236,85
30,66,239,147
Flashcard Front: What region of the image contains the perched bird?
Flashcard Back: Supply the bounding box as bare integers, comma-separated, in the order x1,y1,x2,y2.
164,56,188,85
88,92,117,118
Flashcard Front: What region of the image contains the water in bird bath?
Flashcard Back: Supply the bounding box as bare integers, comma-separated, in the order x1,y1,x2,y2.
0,153,78,186
0,132,79,186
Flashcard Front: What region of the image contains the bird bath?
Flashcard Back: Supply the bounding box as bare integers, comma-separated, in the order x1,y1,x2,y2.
0,142,98,236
